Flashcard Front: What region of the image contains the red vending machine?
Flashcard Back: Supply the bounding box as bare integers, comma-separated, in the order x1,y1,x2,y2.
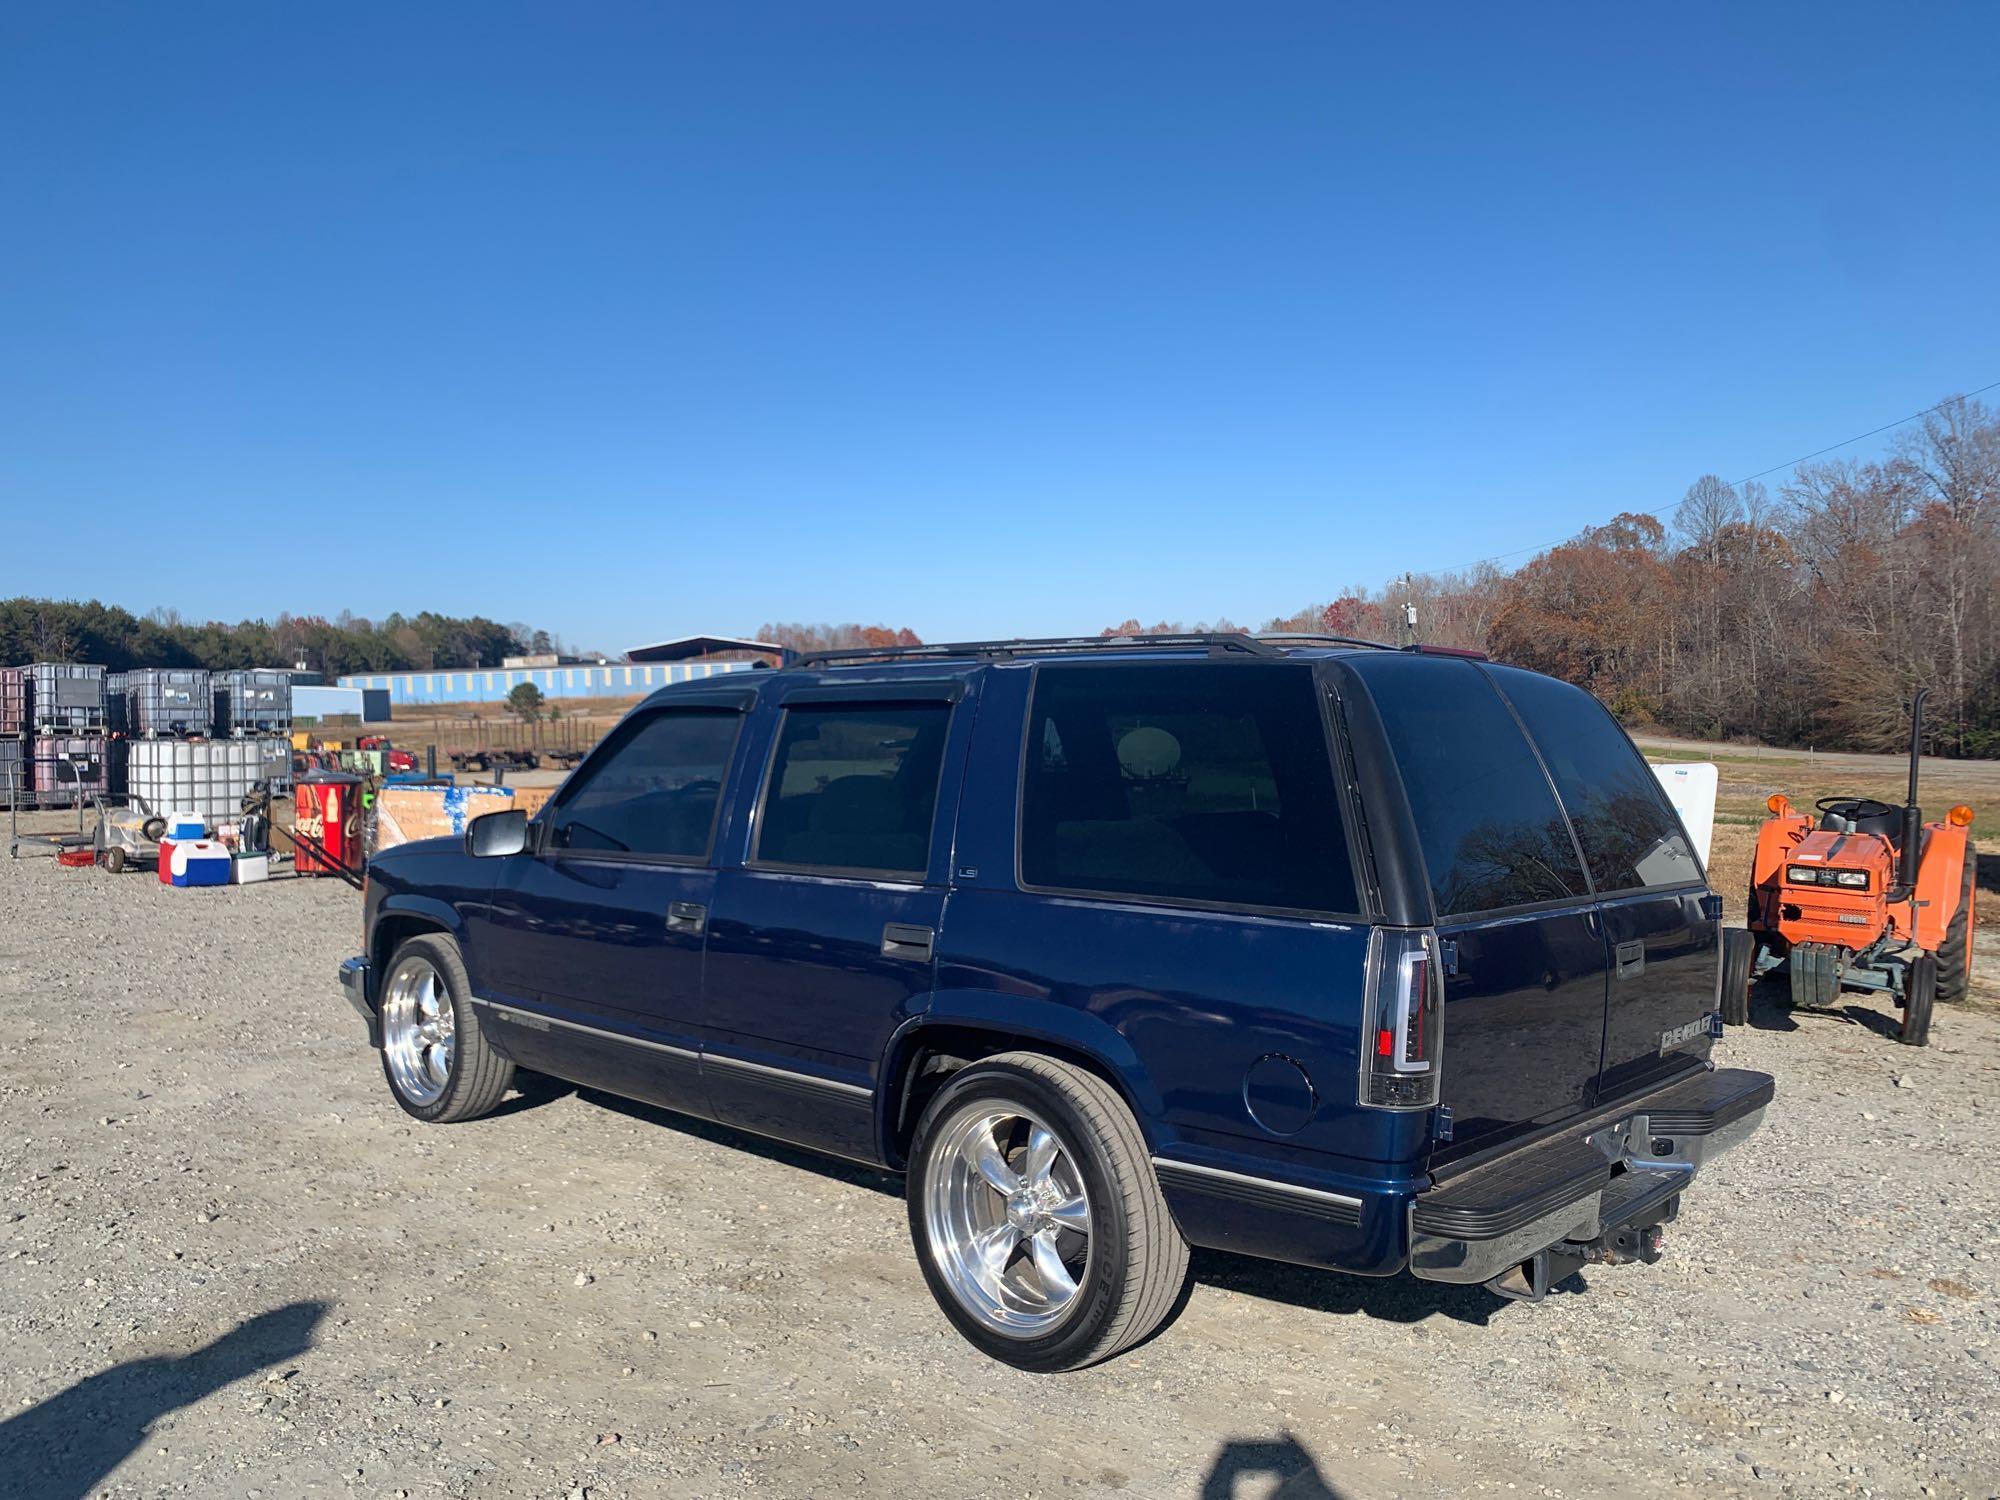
294,771,364,876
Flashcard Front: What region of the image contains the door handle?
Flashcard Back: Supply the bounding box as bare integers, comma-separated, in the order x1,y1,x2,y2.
1614,939,1646,977
666,901,707,935
881,923,934,962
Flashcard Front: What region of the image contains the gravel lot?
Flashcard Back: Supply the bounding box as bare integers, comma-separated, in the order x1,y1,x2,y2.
2,812,1996,1500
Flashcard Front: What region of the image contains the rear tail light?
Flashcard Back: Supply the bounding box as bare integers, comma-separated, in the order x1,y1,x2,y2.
1360,928,1441,1110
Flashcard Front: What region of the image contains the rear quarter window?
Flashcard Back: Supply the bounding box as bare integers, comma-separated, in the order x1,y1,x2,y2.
1485,665,1699,892
1019,662,1357,914
1350,654,1588,918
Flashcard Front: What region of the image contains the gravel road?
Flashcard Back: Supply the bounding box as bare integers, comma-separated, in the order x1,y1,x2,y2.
2,819,1996,1500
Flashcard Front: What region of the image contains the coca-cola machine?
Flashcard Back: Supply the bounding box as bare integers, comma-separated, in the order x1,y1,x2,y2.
293,771,364,876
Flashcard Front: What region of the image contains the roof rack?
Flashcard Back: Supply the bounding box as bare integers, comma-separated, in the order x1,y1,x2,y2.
1256,632,1488,660
787,631,1484,671
789,632,1283,669
1252,632,1394,652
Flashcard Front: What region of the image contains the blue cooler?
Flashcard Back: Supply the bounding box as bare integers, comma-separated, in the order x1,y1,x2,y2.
168,840,231,888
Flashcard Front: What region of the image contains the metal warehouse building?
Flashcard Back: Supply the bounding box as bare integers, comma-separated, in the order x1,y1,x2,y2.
337,659,758,707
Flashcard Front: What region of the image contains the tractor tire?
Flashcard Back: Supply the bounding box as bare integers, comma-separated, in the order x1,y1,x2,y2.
1899,953,1936,1048
1790,943,1840,1009
1719,929,1754,1028
1936,838,1976,1004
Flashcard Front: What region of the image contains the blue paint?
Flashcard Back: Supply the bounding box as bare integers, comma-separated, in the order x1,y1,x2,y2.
336,660,755,706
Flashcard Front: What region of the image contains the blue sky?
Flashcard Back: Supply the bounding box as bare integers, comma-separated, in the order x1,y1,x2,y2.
3,4,1995,653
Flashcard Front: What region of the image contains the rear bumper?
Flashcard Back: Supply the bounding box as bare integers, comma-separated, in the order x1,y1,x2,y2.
339,955,380,1047
1408,1066,1774,1287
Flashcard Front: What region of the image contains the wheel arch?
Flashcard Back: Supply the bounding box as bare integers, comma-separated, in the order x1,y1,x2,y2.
370,897,461,979
878,992,1163,1171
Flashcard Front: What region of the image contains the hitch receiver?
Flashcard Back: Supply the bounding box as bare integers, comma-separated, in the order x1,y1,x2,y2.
1486,1246,1588,1302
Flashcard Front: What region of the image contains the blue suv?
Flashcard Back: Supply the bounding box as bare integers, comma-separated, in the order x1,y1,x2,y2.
339,634,1773,1370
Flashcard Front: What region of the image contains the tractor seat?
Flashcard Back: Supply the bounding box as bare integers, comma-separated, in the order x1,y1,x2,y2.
1817,799,1903,840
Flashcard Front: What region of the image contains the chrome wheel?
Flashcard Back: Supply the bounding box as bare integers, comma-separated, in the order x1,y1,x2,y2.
382,956,455,1106
923,1104,1092,1338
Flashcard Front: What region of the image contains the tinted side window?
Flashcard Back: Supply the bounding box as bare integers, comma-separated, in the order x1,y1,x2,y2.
1487,665,1698,892
1352,655,1587,918
550,708,743,858
755,703,950,875
1020,663,1358,913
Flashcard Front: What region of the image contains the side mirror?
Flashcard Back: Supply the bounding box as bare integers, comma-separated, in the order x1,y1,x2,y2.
466,808,529,858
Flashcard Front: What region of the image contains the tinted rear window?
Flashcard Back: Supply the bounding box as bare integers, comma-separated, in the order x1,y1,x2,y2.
1487,665,1699,892
1020,663,1357,913
755,703,950,875
1352,654,1588,918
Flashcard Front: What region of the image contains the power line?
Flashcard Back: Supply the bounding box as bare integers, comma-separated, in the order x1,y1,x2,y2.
1431,378,2000,576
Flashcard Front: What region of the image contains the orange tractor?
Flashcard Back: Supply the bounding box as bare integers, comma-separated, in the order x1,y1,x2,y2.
1736,691,1977,1046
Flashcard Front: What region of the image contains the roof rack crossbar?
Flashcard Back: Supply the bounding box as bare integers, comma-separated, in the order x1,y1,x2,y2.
789,632,1284,670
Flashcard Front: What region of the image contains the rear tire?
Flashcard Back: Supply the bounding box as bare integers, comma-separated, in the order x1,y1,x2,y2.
379,934,514,1122
1719,929,1754,1028
1935,839,1976,1004
906,1051,1191,1371
1899,953,1936,1047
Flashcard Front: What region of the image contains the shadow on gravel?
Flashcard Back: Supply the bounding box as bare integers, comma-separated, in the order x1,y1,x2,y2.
1200,1433,1349,1498
1744,978,1802,1032
1746,977,1908,1040
558,1085,1549,1329
573,1088,902,1196
1189,1248,1519,1326
488,1069,580,1119
0,1300,327,1500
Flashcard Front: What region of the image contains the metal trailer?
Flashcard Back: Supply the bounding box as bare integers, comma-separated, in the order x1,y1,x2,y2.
125,668,214,737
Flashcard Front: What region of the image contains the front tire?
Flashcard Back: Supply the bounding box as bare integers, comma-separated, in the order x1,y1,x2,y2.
1899,953,1936,1048
906,1052,1190,1371
379,934,514,1122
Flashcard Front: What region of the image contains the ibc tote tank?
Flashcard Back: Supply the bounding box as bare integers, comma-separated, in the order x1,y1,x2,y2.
127,669,213,737
126,738,283,821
